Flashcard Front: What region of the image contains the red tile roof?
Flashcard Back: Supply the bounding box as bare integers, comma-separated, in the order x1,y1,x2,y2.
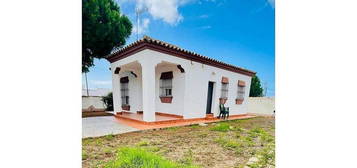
106,36,256,76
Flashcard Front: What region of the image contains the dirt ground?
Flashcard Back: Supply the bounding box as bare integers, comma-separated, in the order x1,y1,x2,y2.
82,117,275,168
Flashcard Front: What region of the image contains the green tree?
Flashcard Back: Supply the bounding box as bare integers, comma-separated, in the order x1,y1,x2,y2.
82,0,132,72
249,75,264,97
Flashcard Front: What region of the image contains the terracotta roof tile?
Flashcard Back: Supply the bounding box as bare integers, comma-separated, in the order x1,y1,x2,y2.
106,36,256,76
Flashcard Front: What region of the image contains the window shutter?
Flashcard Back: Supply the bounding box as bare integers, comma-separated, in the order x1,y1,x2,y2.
160,71,173,79
120,76,129,83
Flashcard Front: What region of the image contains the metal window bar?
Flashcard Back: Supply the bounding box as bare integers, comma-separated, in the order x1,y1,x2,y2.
160,79,172,96
221,83,229,98
121,83,129,105
237,86,245,99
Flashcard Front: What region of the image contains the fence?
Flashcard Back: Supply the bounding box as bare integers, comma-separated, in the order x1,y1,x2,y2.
82,96,106,112
247,97,275,116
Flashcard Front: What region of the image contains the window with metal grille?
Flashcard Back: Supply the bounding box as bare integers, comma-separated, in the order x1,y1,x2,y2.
160,71,173,97
237,85,245,100
120,77,129,105
221,83,228,98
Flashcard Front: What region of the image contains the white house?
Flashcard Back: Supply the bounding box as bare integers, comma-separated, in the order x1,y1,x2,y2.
106,36,256,122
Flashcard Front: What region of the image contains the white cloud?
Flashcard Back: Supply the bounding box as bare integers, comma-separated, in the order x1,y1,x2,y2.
133,18,150,34
136,0,189,25
267,0,275,8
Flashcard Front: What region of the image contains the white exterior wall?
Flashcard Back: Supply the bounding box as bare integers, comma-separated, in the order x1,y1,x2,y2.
182,60,252,118
110,49,252,120
155,64,185,116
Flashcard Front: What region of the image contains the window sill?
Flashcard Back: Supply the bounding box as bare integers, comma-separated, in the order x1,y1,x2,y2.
219,98,227,104
235,99,244,105
160,96,173,103
121,105,130,111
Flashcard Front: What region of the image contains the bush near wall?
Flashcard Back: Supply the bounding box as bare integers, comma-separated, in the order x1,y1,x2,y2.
101,92,113,111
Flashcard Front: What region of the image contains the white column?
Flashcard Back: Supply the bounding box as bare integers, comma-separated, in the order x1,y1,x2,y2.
111,65,121,113
140,60,157,122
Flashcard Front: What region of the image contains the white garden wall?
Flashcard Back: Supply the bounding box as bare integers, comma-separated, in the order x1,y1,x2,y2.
82,96,106,110
247,97,275,116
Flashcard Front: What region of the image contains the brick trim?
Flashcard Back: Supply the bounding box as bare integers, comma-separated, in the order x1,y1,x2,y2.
160,96,173,103
238,80,246,86
122,105,130,111
235,99,244,104
221,77,229,84
219,98,227,104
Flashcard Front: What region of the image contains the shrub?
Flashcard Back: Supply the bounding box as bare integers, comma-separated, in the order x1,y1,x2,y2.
104,147,199,168
102,92,113,111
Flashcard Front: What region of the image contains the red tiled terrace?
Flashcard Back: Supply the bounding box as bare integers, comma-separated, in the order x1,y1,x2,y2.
115,112,256,130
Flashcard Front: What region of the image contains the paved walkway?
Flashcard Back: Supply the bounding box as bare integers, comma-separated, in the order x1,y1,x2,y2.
82,116,138,138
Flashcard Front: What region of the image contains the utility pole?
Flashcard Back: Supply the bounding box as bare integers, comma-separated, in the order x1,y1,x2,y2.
135,7,147,40
85,72,89,96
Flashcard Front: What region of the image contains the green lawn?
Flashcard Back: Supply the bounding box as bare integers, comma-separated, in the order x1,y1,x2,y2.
82,117,275,168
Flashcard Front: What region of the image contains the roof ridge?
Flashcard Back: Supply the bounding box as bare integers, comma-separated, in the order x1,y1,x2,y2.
107,36,256,75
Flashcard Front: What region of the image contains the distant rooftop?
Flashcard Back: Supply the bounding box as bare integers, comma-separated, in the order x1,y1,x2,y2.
82,88,111,97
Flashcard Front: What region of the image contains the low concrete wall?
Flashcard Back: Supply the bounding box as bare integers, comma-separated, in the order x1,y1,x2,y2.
247,97,275,116
82,96,106,112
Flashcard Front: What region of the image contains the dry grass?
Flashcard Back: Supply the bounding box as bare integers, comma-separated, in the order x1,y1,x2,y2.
82,117,275,168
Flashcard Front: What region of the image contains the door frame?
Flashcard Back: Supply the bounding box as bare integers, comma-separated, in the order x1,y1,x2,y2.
206,81,215,114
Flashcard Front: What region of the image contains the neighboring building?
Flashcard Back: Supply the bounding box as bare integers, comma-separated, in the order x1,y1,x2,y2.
106,36,256,122
82,88,111,97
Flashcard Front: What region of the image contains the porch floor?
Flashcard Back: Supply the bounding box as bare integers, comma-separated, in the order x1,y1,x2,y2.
115,112,182,123
114,112,256,130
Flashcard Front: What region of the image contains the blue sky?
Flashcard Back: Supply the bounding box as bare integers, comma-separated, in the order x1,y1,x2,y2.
83,0,275,96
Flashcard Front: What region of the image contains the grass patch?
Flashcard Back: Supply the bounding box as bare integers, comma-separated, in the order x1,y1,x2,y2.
198,132,208,138
82,151,88,160
241,136,255,147
215,137,243,149
96,140,103,145
179,149,195,166
104,134,115,141
246,144,275,168
104,147,199,168
82,117,275,168
166,126,179,131
210,123,231,132
137,140,150,147
189,124,199,128
103,148,113,155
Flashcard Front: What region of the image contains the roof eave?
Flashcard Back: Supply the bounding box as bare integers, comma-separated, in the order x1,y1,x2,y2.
106,38,256,77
